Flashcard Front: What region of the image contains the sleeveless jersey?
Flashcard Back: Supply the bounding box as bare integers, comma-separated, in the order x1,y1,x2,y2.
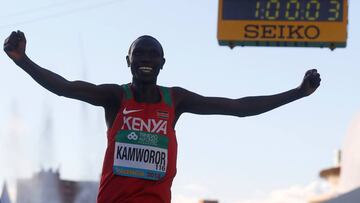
97,84,178,203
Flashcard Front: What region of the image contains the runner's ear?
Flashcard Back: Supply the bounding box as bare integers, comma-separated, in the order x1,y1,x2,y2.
160,58,165,70
126,55,130,67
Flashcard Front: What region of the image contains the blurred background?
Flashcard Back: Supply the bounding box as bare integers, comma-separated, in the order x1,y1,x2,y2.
0,0,359,202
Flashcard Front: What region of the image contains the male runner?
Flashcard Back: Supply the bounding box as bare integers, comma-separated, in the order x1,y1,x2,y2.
4,30,321,203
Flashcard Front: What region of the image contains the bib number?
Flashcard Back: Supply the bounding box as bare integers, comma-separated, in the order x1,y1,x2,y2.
113,130,168,180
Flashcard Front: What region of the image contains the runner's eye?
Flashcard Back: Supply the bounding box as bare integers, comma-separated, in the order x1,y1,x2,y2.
132,50,143,57
149,51,160,57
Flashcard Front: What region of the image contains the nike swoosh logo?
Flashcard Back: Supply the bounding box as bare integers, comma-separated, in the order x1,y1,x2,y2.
123,108,143,115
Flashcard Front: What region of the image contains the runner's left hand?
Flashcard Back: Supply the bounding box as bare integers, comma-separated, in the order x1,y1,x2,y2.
297,69,321,97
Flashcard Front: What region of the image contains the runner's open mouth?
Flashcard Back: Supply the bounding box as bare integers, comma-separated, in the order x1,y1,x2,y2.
139,66,153,73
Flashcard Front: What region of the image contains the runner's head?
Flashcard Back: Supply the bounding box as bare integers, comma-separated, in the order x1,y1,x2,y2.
127,36,165,84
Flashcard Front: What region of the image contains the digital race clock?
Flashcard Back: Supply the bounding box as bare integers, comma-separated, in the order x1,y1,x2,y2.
217,0,348,49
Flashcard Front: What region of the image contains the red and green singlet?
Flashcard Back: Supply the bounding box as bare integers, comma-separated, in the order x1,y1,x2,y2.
97,84,178,203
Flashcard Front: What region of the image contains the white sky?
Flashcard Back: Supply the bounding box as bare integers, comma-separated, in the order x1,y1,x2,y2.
0,0,359,202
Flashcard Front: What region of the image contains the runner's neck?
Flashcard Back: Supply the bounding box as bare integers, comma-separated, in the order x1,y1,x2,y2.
130,82,161,103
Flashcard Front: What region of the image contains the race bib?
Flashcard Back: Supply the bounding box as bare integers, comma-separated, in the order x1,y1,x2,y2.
113,130,168,180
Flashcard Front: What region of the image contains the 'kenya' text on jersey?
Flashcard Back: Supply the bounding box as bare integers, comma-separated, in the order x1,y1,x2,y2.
97,84,177,203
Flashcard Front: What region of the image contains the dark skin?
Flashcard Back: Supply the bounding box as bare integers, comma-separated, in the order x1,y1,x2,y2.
4,30,321,130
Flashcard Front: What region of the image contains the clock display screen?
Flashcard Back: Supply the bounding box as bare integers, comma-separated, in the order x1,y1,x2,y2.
222,0,343,22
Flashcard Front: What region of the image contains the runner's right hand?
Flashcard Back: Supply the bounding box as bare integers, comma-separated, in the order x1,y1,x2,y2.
4,30,27,61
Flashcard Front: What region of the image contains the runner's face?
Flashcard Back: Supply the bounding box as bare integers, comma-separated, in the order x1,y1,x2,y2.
127,38,165,83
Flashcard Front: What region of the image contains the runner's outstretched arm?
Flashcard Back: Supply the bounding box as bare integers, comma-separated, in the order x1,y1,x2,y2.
4,30,121,107
173,69,321,117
